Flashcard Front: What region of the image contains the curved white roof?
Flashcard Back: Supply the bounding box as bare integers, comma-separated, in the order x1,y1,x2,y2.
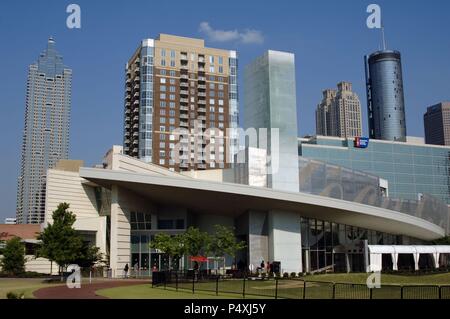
79,167,446,241
369,245,450,254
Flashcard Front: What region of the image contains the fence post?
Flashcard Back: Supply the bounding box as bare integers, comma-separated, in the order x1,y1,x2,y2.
243,277,246,299
303,280,306,299
216,276,219,296
176,273,178,291
164,273,167,290
439,286,442,299
275,278,278,299
332,283,336,299
401,286,404,299
192,272,195,294
369,287,373,300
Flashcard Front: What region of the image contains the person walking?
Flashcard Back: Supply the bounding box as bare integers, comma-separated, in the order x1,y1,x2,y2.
124,263,129,279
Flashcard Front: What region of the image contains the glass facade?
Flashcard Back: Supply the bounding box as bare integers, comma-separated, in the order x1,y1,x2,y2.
299,137,450,233
365,50,407,142
16,38,72,224
244,51,299,192
301,217,417,273
129,212,186,273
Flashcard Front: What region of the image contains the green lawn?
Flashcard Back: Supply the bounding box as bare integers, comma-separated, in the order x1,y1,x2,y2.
96,284,254,299
0,278,63,299
97,273,450,300
302,272,450,285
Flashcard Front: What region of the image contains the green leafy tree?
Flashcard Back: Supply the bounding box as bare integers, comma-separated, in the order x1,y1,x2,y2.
0,237,26,276
150,233,185,270
207,225,246,259
36,203,84,275
183,227,210,257
73,244,104,268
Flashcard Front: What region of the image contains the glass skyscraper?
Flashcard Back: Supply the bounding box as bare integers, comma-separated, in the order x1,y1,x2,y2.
16,38,72,224
365,50,407,142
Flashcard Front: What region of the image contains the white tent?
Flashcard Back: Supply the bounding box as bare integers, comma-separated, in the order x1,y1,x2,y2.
368,245,450,272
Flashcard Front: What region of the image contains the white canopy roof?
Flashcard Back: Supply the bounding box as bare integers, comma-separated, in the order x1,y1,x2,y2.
369,245,450,254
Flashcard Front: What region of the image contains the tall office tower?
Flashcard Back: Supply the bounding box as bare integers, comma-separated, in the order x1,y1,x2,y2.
424,102,450,145
333,82,362,138
365,50,407,142
16,38,72,224
315,89,336,136
315,82,362,138
123,34,239,171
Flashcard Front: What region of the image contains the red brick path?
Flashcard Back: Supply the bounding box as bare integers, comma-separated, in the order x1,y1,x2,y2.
33,279,147,299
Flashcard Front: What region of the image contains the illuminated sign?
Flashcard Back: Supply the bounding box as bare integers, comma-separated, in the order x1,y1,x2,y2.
354,137,369,148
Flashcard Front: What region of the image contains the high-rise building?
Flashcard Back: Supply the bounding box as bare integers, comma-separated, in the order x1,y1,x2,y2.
16,38,72,224
424,102,450,146
123,34,238,171
364,50,407,142
315,82,362,138
315,89,335,136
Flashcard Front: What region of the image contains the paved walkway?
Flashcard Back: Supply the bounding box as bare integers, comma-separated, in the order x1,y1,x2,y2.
34,279,147,299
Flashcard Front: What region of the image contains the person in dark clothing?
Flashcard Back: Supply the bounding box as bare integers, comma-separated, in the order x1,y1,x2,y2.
237,259,245,271
124,263,129,278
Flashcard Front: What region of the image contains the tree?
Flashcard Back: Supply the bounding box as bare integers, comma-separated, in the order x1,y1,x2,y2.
183,227,210,257
73,243,104,268
207,225,246,261
0,237,26,276
150,233,185,270
36,203,84,275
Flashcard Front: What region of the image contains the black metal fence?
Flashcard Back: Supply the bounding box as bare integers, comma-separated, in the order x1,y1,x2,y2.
152,271,450,299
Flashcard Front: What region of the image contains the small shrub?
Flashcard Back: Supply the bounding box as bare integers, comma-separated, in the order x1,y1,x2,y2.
297,272,303,277
6,291,25,299
283,272,289,278
290,272,297,278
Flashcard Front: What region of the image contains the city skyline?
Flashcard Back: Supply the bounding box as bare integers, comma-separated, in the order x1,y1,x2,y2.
0,0,450,221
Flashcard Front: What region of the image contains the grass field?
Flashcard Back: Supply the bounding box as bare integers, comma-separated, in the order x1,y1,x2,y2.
0,278,63,299
97,272,450,299
2,272,450,299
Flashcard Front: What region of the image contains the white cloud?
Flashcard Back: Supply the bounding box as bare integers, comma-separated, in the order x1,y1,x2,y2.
199,22,264,44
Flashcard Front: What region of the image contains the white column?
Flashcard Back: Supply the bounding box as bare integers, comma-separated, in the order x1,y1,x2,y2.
268,210,302,273
109,186,131,277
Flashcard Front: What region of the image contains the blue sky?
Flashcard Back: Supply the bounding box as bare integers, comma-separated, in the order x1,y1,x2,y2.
0,0,449,221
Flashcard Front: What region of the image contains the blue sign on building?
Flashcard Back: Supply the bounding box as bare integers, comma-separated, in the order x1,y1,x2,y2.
354,137,369,148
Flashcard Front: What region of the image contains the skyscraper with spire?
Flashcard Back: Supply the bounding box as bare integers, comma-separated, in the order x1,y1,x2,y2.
16,38,72,224
364,27,407,142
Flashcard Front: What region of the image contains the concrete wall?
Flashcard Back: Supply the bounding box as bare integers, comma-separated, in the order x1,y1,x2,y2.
0,256,59,275
45,169,107,256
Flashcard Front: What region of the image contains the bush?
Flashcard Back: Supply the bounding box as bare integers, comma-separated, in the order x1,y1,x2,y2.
6,291,25,299
283,272,289,278
0,237,26,275
290,272,297,278
297,272,303,277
